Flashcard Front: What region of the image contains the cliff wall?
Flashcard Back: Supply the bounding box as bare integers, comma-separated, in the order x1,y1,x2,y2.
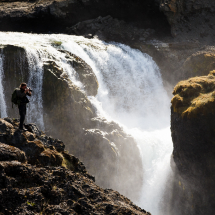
161,0,215,42
169,72,215,214
0,0,169,35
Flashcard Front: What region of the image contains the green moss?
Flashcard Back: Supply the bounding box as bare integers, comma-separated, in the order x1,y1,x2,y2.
62,157,74,171
172,71,215,118
27,201,35,206
51,41,62,46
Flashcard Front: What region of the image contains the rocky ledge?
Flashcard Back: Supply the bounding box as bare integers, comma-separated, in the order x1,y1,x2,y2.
0,0,169,35
0,117,150,215
168,72,215,214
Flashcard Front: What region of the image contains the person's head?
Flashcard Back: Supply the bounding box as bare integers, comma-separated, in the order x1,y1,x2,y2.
20,83,27,90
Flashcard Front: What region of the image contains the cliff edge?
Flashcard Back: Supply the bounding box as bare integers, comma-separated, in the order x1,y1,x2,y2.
169,72,215,214
0,117,150,215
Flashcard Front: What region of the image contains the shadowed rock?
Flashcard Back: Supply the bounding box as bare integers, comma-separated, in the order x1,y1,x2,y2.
167,72,215,214
0,117,150,215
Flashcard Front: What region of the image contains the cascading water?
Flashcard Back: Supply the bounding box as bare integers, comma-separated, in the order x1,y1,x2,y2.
0,50,7,118
25,48,45,130
62,39,173,214
0,32,172,214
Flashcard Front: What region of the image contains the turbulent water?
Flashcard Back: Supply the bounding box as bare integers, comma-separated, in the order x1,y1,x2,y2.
0,32,173,215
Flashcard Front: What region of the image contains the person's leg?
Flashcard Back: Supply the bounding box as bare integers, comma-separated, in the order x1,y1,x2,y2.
19,104,26,129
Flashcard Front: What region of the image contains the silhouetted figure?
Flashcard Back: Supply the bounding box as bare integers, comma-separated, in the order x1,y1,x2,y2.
16,83,32,131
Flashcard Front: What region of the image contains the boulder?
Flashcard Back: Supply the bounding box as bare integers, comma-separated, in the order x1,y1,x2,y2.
0,143,26,162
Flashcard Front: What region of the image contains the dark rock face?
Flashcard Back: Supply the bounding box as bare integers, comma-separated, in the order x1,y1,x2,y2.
160,0,215,41
168,74,215,214
0,117,150,215
67,15,156,44
0,0,170,35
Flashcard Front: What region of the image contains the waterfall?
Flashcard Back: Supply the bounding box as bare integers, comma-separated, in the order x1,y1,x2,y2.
62,38,173,215
25,48,45,130
0,50,7,118
0,32,172,214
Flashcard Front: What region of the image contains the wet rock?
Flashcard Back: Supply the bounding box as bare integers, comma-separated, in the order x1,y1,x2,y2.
58,50,99,96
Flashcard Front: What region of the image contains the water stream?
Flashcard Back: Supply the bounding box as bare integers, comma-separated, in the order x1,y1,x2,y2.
0,32,172,214
0,50,7,118
25,48,45,130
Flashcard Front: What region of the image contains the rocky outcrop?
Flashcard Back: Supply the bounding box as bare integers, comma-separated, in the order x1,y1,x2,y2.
0,117,150,215
0,0,170,35
160,0,215,41
168,72,215,214
1,45,143,201
67,15,156,43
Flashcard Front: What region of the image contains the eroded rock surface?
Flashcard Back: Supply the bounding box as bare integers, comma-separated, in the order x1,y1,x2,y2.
0,117,150,215
160,0,215,41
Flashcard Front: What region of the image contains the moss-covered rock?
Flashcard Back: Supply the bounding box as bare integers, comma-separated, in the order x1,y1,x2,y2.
169,73,215,214
171,71,215,118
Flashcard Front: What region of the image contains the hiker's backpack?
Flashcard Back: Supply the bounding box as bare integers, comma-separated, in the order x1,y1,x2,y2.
11,88,20,107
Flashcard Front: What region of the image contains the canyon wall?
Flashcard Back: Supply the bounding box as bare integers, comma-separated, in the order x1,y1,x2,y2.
168,72,215,214
160,0,215,42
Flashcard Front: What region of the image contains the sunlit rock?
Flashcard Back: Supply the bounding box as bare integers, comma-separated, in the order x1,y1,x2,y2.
169,72,215,214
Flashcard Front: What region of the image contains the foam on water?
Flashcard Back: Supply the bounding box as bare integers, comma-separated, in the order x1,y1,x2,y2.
0,32,172,214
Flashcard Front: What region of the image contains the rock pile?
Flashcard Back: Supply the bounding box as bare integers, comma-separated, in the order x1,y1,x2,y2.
0,117,150,215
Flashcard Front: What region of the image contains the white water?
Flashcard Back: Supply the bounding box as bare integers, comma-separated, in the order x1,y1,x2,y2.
62,39,173,214
0,50,7,118
0,32,173,214
25,48,45,130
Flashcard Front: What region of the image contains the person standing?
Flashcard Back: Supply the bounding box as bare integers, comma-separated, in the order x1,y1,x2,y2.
16,83,32,131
